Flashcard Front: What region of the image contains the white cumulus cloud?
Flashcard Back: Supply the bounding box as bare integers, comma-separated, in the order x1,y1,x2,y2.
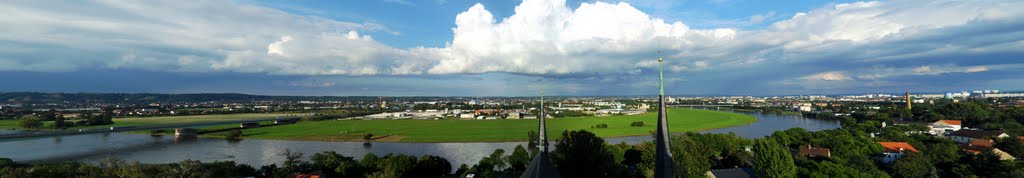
1,0,1023,83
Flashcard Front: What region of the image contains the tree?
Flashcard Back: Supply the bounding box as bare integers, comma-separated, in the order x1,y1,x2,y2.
163,159,212,178
380,154,417,177
797,160,873,178
672,137,712,178
225,129,242,140
53,115,64,129
551,130,616,177
527,130,539,155
0,158,13,168
18,115,42,130
364,133,374,141
412,155,452,177
918,137,960,164
891,152,932,178
938,102,990,126
506,145,531,174
360,153,382,173
753,139,796,178
473,149,507,176
279,149,310,174
310,151,361,177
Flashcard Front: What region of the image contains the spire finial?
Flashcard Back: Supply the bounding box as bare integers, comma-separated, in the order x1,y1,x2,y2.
658,50,665,96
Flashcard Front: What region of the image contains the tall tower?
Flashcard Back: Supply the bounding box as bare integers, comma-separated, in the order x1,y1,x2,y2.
654,51,675,178
905,92,912,110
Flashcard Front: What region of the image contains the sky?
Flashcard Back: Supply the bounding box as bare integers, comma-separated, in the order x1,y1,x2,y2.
1,0,1023,96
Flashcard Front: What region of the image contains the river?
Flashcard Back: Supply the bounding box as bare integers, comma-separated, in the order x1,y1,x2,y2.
0,111,839,169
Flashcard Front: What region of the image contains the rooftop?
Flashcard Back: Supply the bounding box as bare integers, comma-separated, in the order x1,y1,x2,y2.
936,119,962,125
950,129,1006,139
878,142,920,153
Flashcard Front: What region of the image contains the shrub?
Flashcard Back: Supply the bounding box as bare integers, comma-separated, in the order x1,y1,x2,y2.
630,121,645,127
364,133,374,141
226,130,243,140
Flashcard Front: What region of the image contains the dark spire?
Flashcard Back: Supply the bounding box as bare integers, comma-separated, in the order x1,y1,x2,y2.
521,92,561,178
540,92,548,152
654,51,676,178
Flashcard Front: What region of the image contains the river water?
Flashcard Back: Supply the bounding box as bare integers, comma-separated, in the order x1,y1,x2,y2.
0,111,839,168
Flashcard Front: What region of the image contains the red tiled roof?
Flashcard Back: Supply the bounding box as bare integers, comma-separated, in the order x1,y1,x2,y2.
938,120,962,125
879,142,919,153
968,139,994,148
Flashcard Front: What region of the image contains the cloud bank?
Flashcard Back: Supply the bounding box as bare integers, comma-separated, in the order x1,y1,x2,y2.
2,0,1024,93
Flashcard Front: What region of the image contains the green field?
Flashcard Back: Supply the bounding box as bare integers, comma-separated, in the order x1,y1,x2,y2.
0,120,16,130
236,108,756,142
0,113,293,130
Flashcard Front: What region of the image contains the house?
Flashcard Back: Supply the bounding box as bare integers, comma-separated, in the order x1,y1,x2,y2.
798,145,831,158
474,109,499,115
929,120,962,135
707,167,756,178
948,129,1009,143
506,112,523,119
878,142,919,163
961,140,1016,161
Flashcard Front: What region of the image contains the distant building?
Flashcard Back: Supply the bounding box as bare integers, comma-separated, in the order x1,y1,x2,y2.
798,106,812,112
878,142,919,163
707,167,756,178
948,129,1009,144
961,139,1016,161
506,112,524,119
798,145,831,158
929,120,962,135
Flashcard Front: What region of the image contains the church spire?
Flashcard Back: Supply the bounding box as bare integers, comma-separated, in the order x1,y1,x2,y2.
539,91,548,152
654,50,676,178
520,91,561,178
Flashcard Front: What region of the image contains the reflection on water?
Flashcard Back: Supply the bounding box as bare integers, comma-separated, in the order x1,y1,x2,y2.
605,111,841,144
0,111,839,169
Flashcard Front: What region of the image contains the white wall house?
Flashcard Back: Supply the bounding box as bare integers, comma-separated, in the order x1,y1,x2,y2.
929,120,962,135
878,142,919,164
948,129,1009,144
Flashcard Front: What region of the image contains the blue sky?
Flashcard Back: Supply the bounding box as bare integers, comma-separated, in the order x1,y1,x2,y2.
1,0,1023,96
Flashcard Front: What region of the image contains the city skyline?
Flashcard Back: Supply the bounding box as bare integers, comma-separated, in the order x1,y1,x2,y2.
2,0,1024,96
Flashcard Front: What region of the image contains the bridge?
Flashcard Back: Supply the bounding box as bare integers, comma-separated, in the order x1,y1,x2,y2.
0,116,301,142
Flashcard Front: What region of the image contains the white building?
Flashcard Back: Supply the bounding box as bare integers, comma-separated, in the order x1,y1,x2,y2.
948,129,1009,144
878,142,919,163
929,120,962,135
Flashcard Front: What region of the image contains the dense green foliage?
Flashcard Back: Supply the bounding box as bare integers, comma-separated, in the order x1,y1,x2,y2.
753,139,796,178
551,130,618,177
17,115,42,130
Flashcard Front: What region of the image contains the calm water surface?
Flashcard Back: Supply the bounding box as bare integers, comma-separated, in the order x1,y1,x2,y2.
0,111,839,168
